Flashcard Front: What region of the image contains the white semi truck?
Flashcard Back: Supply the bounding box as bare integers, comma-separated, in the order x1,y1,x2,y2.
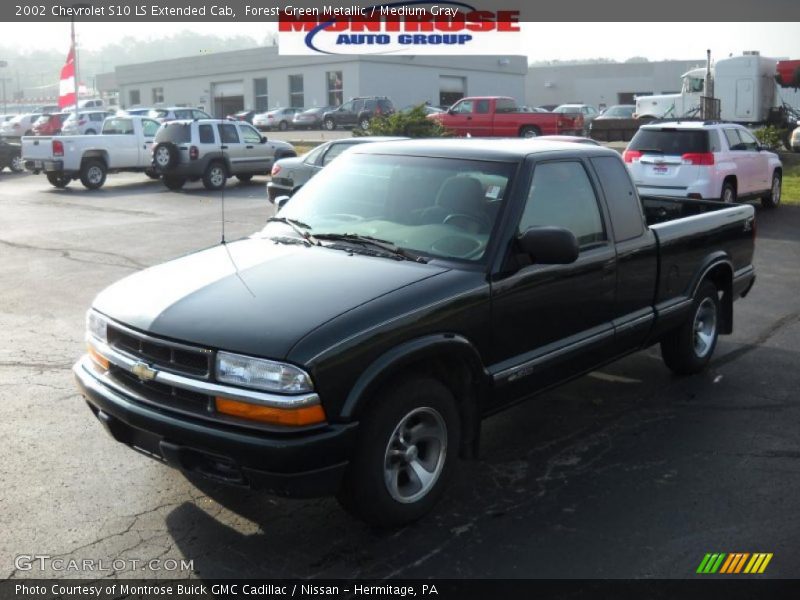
635,52,800,133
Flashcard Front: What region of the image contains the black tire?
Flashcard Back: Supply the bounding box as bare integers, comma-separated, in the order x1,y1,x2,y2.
721,180,737,204
202,161,227,191
85,129,96,135
236,174,253,183
324,119,336,131
519,126,540,138
661,280,720,375
144,169,160,180
163,175,186,190
337,375,460,527
46,172,71,188
761,171,782,209
278,120,288,131
359,117,370,131
79,159,107,190
9,153,24,173
153,142,179,171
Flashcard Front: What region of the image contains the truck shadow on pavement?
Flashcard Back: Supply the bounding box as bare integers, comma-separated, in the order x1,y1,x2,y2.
161,340,800,578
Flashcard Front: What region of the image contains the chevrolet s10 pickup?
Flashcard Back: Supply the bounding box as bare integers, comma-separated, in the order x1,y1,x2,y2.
74,139,756,526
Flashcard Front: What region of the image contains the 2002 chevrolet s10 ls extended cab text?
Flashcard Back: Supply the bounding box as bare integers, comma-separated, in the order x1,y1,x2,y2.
74,139,756,526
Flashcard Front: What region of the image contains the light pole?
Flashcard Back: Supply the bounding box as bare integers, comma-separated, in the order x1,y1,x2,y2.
68,4,91,121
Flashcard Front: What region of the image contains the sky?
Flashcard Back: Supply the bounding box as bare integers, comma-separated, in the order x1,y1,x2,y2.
0,22,798,62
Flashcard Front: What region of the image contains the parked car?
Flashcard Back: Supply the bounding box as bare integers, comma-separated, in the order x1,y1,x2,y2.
32,112,67,136
149,107,212,123
227,110,257,124
151,119,297,191
291,106,334,130
595,104,636,119
0,114,18,124
553,104,600,135
121,107,155,117
22,115,162,189
267,136,408,202
253,108,302,131
791,125,800,152
624,120,783,208
0,113,43,138
429,96,584,138
0,139,24,172
75,138,756,526
400,104,445,116
323,97,395,131
537,104,558,111
60,111,110,135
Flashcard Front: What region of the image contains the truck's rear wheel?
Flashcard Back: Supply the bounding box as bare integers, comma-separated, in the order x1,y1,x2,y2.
721,180,737,204
46,173,71,188
337,376,459,527
324,119,336,131
761,171,781,209
9,154,24,173
661,280,720,375
519,126,540,138
80,159,107,190
163,175,186,190
153,142,179,170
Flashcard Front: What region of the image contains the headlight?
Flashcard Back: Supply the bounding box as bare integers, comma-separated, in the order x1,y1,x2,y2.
86,310,107,343
216,351,313,393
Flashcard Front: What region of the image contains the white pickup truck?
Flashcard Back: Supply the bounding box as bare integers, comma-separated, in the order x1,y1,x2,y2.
22,116,161,189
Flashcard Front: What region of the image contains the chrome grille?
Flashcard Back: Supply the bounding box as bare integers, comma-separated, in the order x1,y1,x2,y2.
106,323,212,379
109,364,213,415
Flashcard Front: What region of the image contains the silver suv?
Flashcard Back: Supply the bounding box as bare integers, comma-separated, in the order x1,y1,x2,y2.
151,119,296,191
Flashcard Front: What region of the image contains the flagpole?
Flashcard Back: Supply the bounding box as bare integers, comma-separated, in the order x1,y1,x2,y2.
71,15,78,122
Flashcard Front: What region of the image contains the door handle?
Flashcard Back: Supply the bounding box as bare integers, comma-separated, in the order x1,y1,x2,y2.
246,145,253,149
221,145,228,149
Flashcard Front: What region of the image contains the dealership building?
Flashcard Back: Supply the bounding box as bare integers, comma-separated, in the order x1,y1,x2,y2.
110,46,528,116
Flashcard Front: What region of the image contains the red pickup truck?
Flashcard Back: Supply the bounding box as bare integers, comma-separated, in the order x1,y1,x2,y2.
429,96,584,138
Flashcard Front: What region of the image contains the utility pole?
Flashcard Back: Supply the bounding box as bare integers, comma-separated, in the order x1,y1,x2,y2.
0,60,7,114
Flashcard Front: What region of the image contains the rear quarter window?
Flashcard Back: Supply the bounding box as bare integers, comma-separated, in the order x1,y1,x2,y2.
590,156,644,242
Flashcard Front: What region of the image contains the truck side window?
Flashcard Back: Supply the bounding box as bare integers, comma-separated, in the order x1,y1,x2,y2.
723,128,743,150
590,156,644,242
218,124,240,144
452,100,473,114
476,100,490,114
198,124,215,144
142,119,160,137
519,161,606,247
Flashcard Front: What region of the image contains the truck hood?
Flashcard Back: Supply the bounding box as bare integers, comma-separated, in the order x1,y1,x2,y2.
93,237,449,359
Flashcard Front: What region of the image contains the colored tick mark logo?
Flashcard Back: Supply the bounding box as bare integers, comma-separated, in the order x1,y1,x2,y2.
697,553,773,574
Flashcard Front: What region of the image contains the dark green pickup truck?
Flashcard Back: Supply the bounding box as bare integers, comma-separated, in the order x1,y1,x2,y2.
75,139,755,526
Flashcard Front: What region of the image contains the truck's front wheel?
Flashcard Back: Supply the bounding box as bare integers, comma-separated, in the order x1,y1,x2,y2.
661,280,720,375
519,126,540,138
338,376,460,527
80,159,107,190
46,173,71,188
761,171,781,209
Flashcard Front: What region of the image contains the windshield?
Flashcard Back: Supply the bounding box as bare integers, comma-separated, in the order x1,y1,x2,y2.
605,106,634,117
154,122,190,143
263,152,515,262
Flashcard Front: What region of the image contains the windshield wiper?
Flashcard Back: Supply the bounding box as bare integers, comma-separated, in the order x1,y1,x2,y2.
266,217,319,246
313,233,428,263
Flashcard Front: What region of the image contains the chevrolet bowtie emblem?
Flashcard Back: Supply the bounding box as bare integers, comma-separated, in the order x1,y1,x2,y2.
132,361,157,382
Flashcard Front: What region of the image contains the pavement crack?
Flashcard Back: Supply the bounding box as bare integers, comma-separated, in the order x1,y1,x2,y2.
0,237,149,270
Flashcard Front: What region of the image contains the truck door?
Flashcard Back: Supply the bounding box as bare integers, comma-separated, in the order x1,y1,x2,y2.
490,158,617,401
217,122,242,173
736,127,770,193
237,123,270,173
140,119,159,166
444,99,475,136
590,155,658,352
470,99,493,136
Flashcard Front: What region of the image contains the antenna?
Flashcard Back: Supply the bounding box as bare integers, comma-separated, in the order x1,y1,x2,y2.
219,91,226,245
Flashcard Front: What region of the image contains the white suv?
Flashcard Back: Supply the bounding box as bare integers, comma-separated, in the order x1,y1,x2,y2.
624,121,783,208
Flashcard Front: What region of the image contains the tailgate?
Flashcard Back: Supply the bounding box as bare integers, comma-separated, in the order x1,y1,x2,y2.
22,137,55,161
633,153,702,191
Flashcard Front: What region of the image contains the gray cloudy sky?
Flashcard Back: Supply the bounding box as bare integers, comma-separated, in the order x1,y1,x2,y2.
0,22,798,62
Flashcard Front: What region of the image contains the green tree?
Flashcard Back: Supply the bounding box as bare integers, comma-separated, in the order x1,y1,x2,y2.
355,105,452,138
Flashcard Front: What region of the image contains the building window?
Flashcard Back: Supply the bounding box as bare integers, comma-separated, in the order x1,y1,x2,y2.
254,78,268,112
326,71,343,107
129,89,140,106
289,75,304,108
152,87,164,104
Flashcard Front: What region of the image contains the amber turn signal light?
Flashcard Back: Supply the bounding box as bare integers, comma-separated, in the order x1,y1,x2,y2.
215,397,326,426
87,343,109,370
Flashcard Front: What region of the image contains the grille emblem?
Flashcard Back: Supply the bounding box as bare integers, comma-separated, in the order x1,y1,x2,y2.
132,361,157,382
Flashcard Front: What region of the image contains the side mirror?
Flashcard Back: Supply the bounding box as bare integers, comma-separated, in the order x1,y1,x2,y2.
517,226,579,264
276,195,291,210
260,136,268,144
447,108,455,115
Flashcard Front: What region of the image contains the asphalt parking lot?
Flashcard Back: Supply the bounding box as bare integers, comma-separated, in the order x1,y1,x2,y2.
1,169,799,580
